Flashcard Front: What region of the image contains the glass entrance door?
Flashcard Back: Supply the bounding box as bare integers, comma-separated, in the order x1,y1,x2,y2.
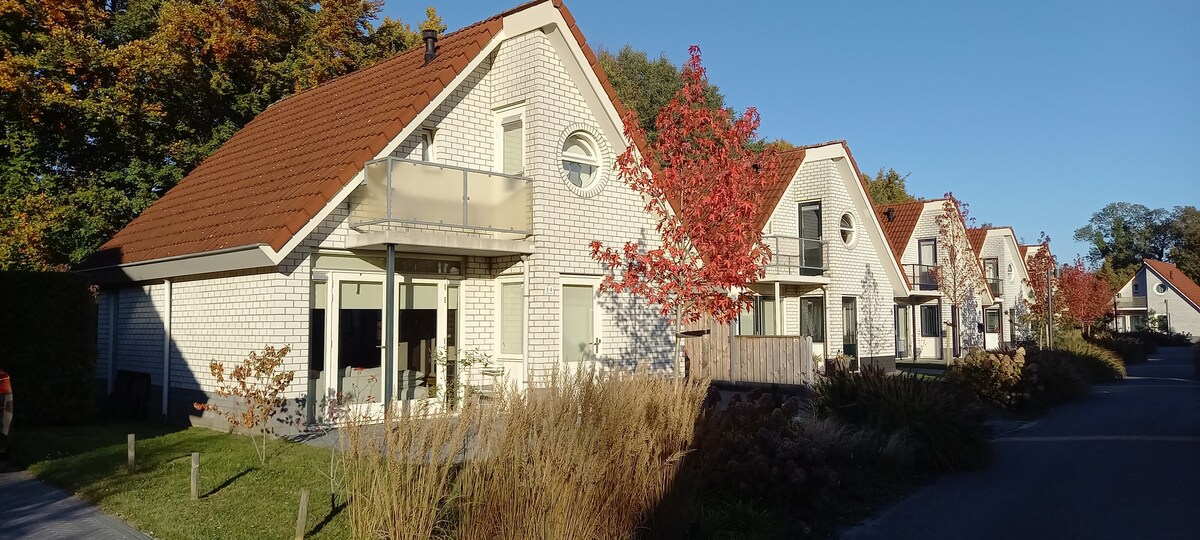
324,272,458,419
842,297,858,370
334,280,385,410
562,281,599,368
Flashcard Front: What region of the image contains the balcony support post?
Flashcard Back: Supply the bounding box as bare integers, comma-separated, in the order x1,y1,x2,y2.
383,243,396,406
773,281,782,334
462,169,469,227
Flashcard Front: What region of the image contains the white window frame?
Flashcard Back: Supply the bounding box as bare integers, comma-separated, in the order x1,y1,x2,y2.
838,212,857,246
494,275,525,361
561,131,602,188
494,104,525,175
558,274,604,363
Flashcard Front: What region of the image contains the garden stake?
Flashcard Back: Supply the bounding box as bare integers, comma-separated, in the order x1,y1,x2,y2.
295,488,309,540
127,434,135,470
190,452,199,500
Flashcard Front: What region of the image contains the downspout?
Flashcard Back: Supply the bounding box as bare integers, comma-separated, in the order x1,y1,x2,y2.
821,285,830,364
773,281,782,335
521,255,530,389
161,278,172,420
107,290,118,395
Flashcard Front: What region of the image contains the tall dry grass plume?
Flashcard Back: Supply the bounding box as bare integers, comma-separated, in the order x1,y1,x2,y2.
339,366,709,540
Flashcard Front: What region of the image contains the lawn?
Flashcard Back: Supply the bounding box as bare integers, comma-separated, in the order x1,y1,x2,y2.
8,422,347,540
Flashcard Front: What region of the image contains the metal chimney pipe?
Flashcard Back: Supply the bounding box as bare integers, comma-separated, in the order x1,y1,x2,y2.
423,29,438,64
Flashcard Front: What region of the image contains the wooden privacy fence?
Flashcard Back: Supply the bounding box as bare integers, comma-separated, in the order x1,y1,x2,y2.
683,319,815,387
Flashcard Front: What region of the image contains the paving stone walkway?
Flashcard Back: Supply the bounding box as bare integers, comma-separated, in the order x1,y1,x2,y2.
0,470,150,539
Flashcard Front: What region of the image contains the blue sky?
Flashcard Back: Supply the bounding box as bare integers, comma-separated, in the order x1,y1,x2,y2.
382,1,1200,261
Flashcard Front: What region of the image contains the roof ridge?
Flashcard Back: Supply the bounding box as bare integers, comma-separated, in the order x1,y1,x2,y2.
261,3,544,112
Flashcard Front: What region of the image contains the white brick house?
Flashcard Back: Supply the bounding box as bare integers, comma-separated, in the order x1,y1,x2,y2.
877,199,994,362
1113,259,1200,339
969,227,1034,348
735,141,911,371
82,1,675,428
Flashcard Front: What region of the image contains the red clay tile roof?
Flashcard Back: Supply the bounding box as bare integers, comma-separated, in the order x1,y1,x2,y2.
755,147,807,231
87,0,618,269
1144,259,1200,310
966,228,988,257
875,200,928,262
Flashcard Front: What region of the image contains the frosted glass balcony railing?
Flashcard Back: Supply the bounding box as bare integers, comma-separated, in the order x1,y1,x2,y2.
763,235,826,276
349,158,531,234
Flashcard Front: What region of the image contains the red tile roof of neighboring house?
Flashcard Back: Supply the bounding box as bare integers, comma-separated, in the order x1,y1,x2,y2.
875,200,929,262
966,227,988,258
757,147,808,231
87,0,623,269
1144,259,1200,310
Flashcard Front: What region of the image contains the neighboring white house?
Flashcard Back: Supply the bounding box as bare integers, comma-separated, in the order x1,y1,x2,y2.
876,199,994,362
967,227,1033,348
1113,259,1200,339
82,0,676,428
733,141,911,372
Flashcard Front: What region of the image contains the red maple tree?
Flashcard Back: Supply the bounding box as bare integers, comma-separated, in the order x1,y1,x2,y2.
1056,258,1114,331
590,46,779,371
1023,233,1058,343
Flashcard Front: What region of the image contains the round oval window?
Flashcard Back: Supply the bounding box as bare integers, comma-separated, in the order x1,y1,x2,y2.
839,213,856,244
1155,283,1168,294
562,132,600,188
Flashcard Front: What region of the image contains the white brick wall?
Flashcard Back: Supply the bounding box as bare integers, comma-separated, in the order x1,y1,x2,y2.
762,158,900,361
899,202,985,357
97,26,674,420
979,229,1032,343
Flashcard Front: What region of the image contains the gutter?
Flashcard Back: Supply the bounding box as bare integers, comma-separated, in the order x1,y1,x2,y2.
79,244,276,285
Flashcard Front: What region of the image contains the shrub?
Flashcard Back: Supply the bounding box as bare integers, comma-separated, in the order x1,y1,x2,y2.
193,345,295,464
1057,336,1126,382
1124,329,1194,347
946,348,1025,408
1088,335,1150,364
0,272,95,426
1018,350,1090,409
813,366,990,472
647,391,838,538
648,390,913,539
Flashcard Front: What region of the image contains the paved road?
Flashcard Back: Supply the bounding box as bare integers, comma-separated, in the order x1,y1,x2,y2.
843,346,1200,540
0,470,149,539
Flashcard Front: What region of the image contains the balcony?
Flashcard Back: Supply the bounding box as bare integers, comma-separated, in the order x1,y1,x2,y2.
987,278,1003,296
762,235,827,283
905,264,938,291
347,158,533,255
1115,296,1148,310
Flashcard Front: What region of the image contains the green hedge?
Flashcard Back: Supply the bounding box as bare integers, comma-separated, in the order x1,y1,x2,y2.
0,272,96,426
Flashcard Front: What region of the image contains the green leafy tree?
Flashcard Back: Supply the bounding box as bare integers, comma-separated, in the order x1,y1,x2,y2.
1073,202,1173,286
0,0,430,269
596,44,724,141
861,168,918,204
1166,205,1200,281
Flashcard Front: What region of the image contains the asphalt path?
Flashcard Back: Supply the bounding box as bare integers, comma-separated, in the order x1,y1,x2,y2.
843,346,1200,540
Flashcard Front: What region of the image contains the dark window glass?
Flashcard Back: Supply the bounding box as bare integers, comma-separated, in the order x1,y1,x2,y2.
921,305,940,337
